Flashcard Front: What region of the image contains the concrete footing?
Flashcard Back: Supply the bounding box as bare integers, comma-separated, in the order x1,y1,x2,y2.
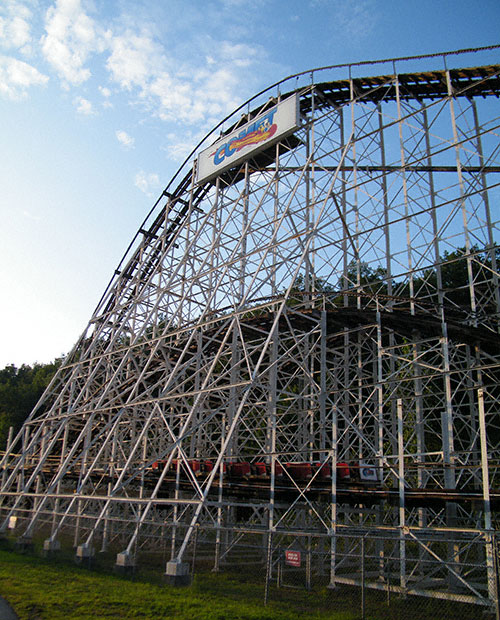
75,543,94,565
164,560,190,586
7,517,18,530
42,538,61,557
115,551,136,576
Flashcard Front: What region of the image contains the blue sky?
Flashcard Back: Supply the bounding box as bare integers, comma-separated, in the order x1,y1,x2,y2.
1,0,499,368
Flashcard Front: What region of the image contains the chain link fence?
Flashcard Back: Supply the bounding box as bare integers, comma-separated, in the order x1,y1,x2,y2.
186,527,500,620
2,520,499,619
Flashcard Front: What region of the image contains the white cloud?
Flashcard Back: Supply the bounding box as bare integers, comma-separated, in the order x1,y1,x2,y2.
149,73,195,121
116,129,134,148
3,2,274,146
103,21,266,129
314,0,376,40
220,0,264,7
164,129,205,162
134,170,160,197
0,1,274,134
0,1,267,142
106,29,163,90
338,0,376,39
309,0,376,39
0,1,33,53
23,209,42,222
0,55,49,99
74,95,94,114
99,85,112,107
41,0,105,86
218,41,257,67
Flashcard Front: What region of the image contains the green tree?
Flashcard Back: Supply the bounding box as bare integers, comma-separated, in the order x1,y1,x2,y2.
0,359,62,450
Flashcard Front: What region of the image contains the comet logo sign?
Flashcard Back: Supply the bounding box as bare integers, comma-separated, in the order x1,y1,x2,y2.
211,110,278,166
197,94,299,184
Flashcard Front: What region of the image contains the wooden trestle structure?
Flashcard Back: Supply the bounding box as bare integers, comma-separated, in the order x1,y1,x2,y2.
1,48,500,608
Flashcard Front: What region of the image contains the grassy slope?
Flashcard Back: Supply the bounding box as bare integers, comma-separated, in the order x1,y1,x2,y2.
0,550,351,620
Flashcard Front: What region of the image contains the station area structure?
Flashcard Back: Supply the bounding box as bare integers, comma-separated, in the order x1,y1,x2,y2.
1,48,500,609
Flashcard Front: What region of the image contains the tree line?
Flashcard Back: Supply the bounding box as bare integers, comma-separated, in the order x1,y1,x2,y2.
0,360,62,450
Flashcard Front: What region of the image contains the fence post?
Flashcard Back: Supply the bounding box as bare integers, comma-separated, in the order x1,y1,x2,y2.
492,533,500,620
361,535,365,620
277,550,282,588
306,548,311,591
385,555,391,607
190,524,199,582
264,532,273,606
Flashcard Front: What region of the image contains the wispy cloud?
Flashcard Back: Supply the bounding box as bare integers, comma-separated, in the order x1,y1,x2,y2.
311,0,376,40
0,55,48,99
163,129,206,162
104,26,264,128
23,209,42,222
134,170,160,197
41,0,105,86
99,84,112,107
106,28,164,91
337,0,376,39
74,95,94,115
116,129,134,148
3,1,275,139
0,1,33,53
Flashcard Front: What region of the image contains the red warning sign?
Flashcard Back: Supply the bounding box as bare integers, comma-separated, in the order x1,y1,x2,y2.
285,550,301,567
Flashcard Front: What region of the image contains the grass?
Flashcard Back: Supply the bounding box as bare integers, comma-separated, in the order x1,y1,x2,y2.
0,544,490,620
0,548,351,620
